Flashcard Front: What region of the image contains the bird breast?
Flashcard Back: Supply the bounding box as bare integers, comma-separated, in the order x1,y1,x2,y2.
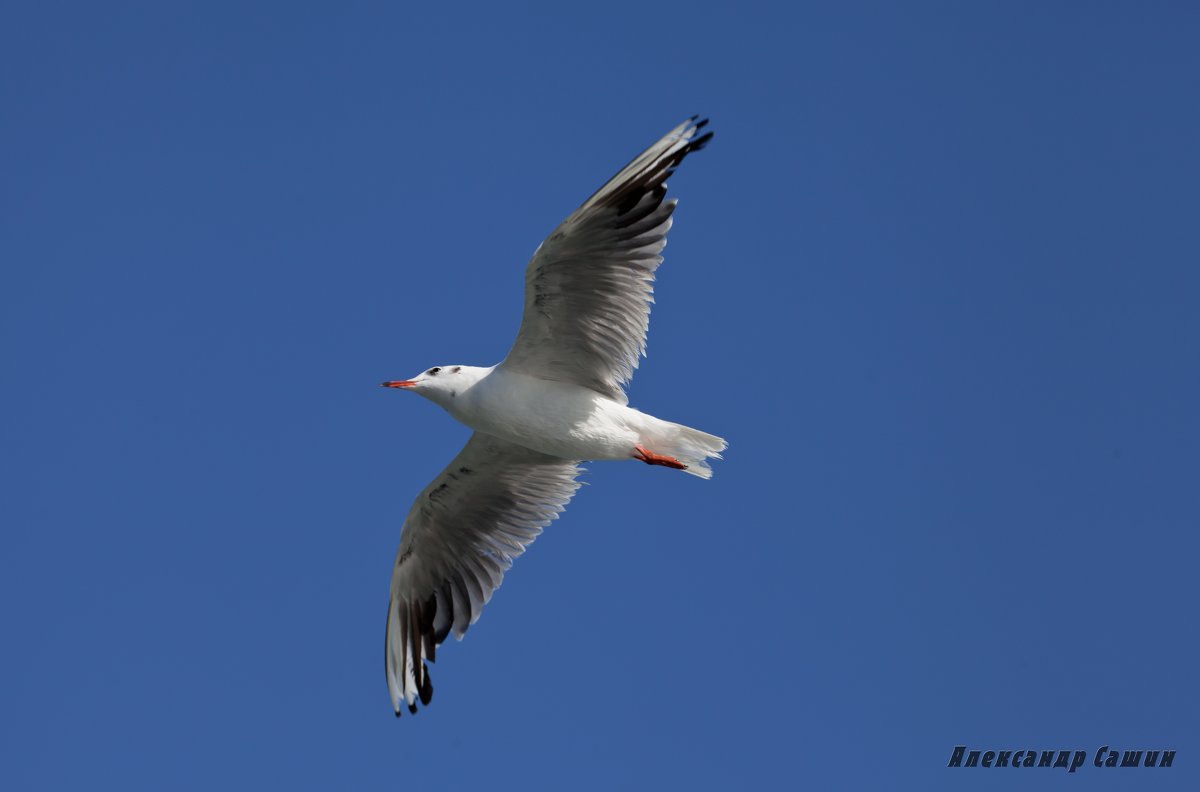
451,368,641,461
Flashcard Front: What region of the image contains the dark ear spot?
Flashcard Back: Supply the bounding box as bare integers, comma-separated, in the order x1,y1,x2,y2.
452,366,461,373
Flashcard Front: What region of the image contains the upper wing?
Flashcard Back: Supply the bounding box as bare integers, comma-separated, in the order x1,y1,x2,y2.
385,432,583,715
500,117,713,403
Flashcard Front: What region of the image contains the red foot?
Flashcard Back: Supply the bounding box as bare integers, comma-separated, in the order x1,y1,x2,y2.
633,445,687,470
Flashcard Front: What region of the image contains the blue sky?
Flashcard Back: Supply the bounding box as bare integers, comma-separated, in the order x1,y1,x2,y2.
2,2,1197,789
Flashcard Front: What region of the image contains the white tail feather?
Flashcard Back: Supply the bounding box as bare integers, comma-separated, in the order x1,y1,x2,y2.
654,422,727,479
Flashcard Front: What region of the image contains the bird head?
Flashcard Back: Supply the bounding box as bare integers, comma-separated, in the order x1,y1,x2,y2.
382,365,485,408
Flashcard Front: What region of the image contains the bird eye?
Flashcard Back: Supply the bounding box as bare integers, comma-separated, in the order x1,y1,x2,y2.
428,367,441,375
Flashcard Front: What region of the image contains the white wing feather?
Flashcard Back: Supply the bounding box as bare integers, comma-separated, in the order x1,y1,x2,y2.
501,117,713,402
385,432,582,715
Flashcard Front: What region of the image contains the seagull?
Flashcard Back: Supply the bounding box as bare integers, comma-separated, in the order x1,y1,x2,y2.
380,117,726,716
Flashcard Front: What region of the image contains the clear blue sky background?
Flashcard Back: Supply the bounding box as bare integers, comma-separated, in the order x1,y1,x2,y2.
2,2,1196,789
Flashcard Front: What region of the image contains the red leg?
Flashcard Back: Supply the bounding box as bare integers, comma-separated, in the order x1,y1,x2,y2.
633,445,688,470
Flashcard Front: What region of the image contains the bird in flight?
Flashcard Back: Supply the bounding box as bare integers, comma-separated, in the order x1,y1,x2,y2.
380,117,725,716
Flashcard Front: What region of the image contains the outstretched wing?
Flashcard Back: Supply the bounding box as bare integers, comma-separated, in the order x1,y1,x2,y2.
500,117,713,403
385,432,583,715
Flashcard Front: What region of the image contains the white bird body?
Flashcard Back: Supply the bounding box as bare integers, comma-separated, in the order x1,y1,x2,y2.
458,367,642,460
413,364,722,474
379,118,725,715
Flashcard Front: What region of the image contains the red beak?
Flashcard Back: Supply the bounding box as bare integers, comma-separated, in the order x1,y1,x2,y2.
381,380,417,389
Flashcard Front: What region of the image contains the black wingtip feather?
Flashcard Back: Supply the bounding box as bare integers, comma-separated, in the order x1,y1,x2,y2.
689,130,714,152
409,601,424,691
423,594,438,662
418,667,434,706
616,184,670,219
433,583,454,645
583,117,714,218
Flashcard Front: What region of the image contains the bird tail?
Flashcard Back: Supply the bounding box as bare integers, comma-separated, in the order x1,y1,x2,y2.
658,422,727,479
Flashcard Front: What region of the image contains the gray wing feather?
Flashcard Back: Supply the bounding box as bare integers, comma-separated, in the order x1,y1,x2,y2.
385,432,583,715
501,117,713,403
